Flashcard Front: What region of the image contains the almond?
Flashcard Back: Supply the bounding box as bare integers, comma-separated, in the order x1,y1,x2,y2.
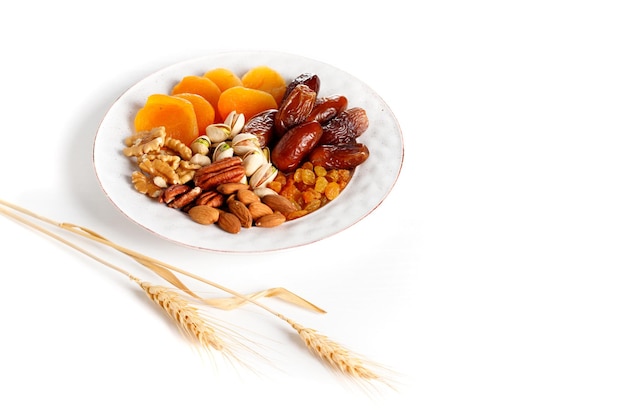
255,212,286,228
217,211,241,234
217,182,250,195
187,205,220,225
227,199,253,228
236,188,260,205
248,201,274,220
262,194,298,215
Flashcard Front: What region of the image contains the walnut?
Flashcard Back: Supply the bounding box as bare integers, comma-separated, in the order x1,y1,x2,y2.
138,158,180,185
164,136,193,160
131,171,163,198
123,127,166,157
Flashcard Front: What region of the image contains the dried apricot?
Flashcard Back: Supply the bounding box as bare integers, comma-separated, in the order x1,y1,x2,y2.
217,86,278,121
172,93,215,135
171,75,222,117
241,66,287,104
203,68,243,91
134,94,198,146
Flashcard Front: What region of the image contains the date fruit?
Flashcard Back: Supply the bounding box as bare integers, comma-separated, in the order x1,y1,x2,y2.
319,107,369,145
308,143,370,170
274,83,317,136
282,72,320,103
306,95,348,124
241,109,277,147
271,121,323,172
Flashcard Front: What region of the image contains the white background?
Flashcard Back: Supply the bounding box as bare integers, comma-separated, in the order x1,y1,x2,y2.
1,1,624,416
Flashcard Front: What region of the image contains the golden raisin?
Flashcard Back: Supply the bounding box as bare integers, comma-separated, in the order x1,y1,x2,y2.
313,165,327,177
326,169,339,182
302,189,322,204
304,199,322,212
314,176,329,193
324,182,341,200
301,168,316,185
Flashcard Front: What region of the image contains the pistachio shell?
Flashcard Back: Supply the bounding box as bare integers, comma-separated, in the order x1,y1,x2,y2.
224,111,245,137
249,162,278,189
242,150,266,177
206,124,231,143
212,141,234,161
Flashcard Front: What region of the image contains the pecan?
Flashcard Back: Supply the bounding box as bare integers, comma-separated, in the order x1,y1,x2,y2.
195,190,224,208
167,186,202,209
194,165,246,190
195,156,243,177
161,184,191,204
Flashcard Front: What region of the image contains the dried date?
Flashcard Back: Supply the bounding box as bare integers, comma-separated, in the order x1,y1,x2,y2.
271,121,323,172
274,84,317,137
241,109,277,148
305,95,348,124
319,107,369,145
308,143,370,170
282,73,320,104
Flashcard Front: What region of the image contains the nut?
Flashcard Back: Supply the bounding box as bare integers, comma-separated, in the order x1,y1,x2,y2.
168,186,202,209
217,211,241,234
236,189,260,205
262,194,298,215
255,212,287,228
188,205,220,225
217,182,250,195
227,199,253,228
195,190,224,208
161,184,191,204
248,201,274,220
193,156,245,190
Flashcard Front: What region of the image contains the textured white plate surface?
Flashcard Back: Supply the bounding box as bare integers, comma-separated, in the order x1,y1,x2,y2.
93,51,404,252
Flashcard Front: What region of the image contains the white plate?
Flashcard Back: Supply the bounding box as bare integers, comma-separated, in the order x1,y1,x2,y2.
93,51,403,253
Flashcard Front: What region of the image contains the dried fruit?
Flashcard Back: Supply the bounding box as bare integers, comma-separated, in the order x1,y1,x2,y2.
241,109,277,148
171,75,222,116
203,67,243,91
274,84,317,136
172,93,215,135
217,86,278,121
308,143,370,170
134,94,198,147
271,121,323,172
319,107,369,145
241,65,287,104
306,95,348,124
282,73,320,103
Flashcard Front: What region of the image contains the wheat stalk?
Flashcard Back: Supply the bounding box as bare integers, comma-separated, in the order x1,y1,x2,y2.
132,277,225,351
0,199,393,387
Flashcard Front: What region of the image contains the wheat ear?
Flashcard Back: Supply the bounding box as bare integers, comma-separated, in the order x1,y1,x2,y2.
0,203,241,359
0,200,392,387
132,277,225,351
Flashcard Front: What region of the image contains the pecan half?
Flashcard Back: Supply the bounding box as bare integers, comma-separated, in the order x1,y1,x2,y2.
194,157,246,190
167,186,202,209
